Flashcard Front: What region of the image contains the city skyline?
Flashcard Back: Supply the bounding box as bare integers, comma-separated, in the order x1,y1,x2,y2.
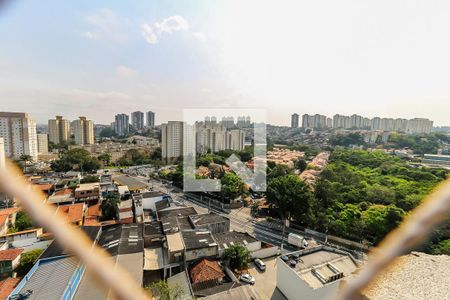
1,1,450,126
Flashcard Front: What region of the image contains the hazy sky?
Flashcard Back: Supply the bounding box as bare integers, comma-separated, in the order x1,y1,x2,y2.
1,0,450,126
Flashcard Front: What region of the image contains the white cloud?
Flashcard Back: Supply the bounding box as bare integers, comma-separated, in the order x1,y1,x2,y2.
141,24,158,44
141,15,190,45
154,16,189,34
115,65,137,77
193,32,207,42
81,8,130,42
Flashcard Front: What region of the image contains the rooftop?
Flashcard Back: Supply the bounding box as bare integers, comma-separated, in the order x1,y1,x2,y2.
189,213,229,226
283,246,359,289
0,248,23,261
0,207,20,216
143,221,163,237
75,182,100,191
166,232,184,253
182,230,217,250
213,231,258,250
158,206,197,219
202,285,262,300
0,277,21,300
190,259,224,284
56,203,85,224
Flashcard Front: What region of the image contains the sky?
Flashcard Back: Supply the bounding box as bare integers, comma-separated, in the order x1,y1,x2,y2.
1,0,450,126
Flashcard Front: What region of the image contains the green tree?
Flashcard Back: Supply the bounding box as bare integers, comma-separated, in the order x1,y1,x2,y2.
100,193,120,220
266,175,313,223
97,153,112,166
223,244,252,270
431,239,450,255
80,175,100,184
14,211,35,232
16,249,43,276
220,172,245,202
147,280,184,300
296,159,308,172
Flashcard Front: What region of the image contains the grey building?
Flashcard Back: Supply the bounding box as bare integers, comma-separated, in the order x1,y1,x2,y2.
188,213,230,234
146,111,155,128
131,111,145,130
114,113,129,136
291,113,299,128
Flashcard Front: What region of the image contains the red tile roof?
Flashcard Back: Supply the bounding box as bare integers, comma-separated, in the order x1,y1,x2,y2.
0,249,23,261
0,277,21,300
57,203,85,224
190,259,224,284
84,216,100,226
0,208,20,216
55,188,73,196
87,204,101,217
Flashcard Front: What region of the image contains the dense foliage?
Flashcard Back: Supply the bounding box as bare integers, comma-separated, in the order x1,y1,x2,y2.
16,249,43,276
147,280,183,300
9,211,35,233
223,244,252,270
51,148,100,172
312,149,448,245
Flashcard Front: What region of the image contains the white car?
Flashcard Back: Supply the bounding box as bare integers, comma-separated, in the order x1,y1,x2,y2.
239,274,255,285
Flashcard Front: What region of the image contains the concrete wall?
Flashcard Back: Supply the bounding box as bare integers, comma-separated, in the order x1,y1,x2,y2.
185,246,218,262
251,245,279,259
142,196,164,211
276,257,340,300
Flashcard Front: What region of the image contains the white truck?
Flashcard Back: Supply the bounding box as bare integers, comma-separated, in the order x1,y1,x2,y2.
288,233,309,248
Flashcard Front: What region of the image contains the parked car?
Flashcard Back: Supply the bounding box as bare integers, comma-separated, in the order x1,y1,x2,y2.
280,255,290,262
289,260,297,268
291,252,301,261
254,258,266,271
239,274,256,285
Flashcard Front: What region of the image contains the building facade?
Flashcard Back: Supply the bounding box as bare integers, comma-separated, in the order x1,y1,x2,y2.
37,133,49,154
146,111,155,128
131,111,145,130
0,138,5,168
114,114,129,136
48,116,70,145
72,117,94,145
0,112,38,161
291,113,299,128
161,121,184,162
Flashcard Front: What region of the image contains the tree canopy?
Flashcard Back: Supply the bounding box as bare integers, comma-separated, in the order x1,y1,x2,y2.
223,244,252,270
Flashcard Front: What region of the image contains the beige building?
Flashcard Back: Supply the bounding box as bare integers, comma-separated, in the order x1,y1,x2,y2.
72,117,94,145
0,112,38,161
196,122,227,154
161,121,184,162
48,115,70,145
226,129,245,151
37,133,48,154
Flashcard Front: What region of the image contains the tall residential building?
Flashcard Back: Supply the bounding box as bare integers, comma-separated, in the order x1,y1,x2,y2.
146,111,155,128
196,123,227,154
406,118,433,134
161,121,184,162
37,133,49,154
302,114,328,129
221,116,235,129
48,116,70,145
131,111,144,130
114,114,129,136
226,130,245,151
0,112,38,161
73,117,94,145
0,138,5,168
291,113,299,128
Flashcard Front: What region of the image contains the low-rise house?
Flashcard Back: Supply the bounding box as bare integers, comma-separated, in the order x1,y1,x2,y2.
182,230,218,262
55,203,85,226
113,175,148,193
134,191,168,213
2,228,43,248
157,207,197,220
83,204,101,226
47,188,75,205
190,259,224,292
143,221,164,247
0,249,23,276
189,213,230,234
213,231,261,256
74,183,100,204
